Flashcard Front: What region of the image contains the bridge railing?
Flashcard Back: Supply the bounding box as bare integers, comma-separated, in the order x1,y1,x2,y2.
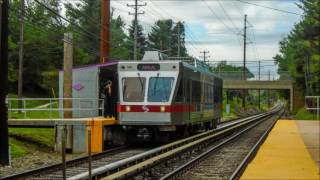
214,71,291,81
6,98,104,119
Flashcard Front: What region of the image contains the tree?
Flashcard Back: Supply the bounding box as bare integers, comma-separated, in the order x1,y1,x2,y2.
109,15,131,60
8,0,64,95
65,1,131,62
65,0,101,64
210,61,254,80
128,19,146,60
148,19,173,54
171,22,187,57
274,0,320,95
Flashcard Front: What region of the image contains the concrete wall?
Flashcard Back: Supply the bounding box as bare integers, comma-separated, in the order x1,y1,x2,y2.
59,67,100,118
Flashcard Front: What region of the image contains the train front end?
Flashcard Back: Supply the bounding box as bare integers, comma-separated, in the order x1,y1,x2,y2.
118,60,180,129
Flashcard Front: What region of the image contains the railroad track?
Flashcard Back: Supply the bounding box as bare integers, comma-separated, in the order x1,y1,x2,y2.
1,145,147,180
66,104,283,180
161,109,283,180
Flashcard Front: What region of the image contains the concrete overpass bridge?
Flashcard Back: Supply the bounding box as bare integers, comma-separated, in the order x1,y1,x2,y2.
217,71,294,111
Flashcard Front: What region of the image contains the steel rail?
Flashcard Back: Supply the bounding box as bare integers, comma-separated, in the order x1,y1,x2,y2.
161,108,283,180
68,105,282,180
0,145,128,180
228,111,282,180
104,107,282,180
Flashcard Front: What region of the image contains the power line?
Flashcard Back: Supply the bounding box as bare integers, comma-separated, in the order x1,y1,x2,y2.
25,1,160,56
201,0,240,36
237,0,302,16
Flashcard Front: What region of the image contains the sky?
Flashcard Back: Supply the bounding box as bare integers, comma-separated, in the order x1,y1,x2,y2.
109,0,303,75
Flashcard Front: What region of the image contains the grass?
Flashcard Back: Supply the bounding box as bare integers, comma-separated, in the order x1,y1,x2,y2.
9,128,55,147
295,108,319,120
9,110,60,119
9,138,29,158
8,100,60,119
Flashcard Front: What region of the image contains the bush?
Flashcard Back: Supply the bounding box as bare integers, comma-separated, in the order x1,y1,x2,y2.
295,108,318,120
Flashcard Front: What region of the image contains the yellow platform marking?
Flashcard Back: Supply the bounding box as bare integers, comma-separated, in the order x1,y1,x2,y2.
241,120,319,180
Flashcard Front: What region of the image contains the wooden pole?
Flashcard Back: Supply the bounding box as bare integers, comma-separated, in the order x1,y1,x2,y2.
100,0,110,63
18,0,25,110
63,33,73,151
63,33,73,119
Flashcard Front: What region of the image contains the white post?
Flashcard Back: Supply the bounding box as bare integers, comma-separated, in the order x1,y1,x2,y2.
317,96,319,120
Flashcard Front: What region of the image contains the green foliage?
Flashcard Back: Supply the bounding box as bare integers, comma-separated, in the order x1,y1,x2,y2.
295,108,318,120
274,0,320,95
148,20,188,57
8,0,191,96
128,19,147,60
9,0,64,95
109,16,131,60
211,61,254,79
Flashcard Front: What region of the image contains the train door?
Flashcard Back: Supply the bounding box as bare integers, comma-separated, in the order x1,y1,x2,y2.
99,65,119,119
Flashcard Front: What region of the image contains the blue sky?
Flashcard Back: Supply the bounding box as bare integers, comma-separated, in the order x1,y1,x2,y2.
110,0,303,74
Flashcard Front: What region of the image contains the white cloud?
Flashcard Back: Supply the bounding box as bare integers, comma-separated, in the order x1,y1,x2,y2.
110,0,302,69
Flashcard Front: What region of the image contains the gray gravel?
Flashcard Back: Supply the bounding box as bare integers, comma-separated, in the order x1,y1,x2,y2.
182,115,277,179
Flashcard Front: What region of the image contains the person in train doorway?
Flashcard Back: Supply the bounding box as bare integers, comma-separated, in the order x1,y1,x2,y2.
103,80,115,118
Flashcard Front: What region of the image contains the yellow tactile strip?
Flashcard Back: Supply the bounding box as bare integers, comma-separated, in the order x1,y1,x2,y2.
241,120,319,180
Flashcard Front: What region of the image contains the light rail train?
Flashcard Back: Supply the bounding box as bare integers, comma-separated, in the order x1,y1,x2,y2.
59,51,222,144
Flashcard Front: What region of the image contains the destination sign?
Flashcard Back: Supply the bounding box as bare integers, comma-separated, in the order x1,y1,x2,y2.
137,64,160,71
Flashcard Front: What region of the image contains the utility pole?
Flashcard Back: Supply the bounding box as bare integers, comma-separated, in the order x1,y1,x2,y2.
177,22,181,57
128,0,146,61
18,0,25,110
243,14,247,80
63,33,73,152
0,0,10,165
258,61,261,109
242,14,247,108
100,0,110,63
200,50,210,64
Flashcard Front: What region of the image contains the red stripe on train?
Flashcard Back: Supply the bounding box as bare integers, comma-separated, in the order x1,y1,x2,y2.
117,104,196,112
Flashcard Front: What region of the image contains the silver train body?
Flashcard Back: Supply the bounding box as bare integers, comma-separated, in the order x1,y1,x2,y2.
117,58,222,135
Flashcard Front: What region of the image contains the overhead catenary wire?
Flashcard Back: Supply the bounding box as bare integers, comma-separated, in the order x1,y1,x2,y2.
237,0,302,16
33,0,159,54
9,5,155,60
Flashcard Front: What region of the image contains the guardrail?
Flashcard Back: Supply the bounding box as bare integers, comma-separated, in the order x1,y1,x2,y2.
305,96,320,120
6,98,104,119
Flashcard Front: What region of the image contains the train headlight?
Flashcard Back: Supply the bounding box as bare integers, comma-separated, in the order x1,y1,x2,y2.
160,106,166,112
125,106,131,112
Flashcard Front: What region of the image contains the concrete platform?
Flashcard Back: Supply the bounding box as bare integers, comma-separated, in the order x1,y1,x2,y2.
296,120,320,167
241,120,319,180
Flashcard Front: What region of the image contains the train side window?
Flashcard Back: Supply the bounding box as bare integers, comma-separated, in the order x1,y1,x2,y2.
186,79,190,102
175,78,184,102
192,80,201,103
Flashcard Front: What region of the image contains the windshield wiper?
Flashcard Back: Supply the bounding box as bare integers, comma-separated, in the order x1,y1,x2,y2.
137,73,144,95
153,73,160,95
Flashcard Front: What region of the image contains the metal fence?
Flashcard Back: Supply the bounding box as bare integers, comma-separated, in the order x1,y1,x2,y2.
7,98,104,119
214,71,291,81
305,96,320,120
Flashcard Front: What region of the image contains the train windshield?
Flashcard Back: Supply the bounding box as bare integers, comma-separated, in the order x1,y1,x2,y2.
122,77,146,102
148,77,174,102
